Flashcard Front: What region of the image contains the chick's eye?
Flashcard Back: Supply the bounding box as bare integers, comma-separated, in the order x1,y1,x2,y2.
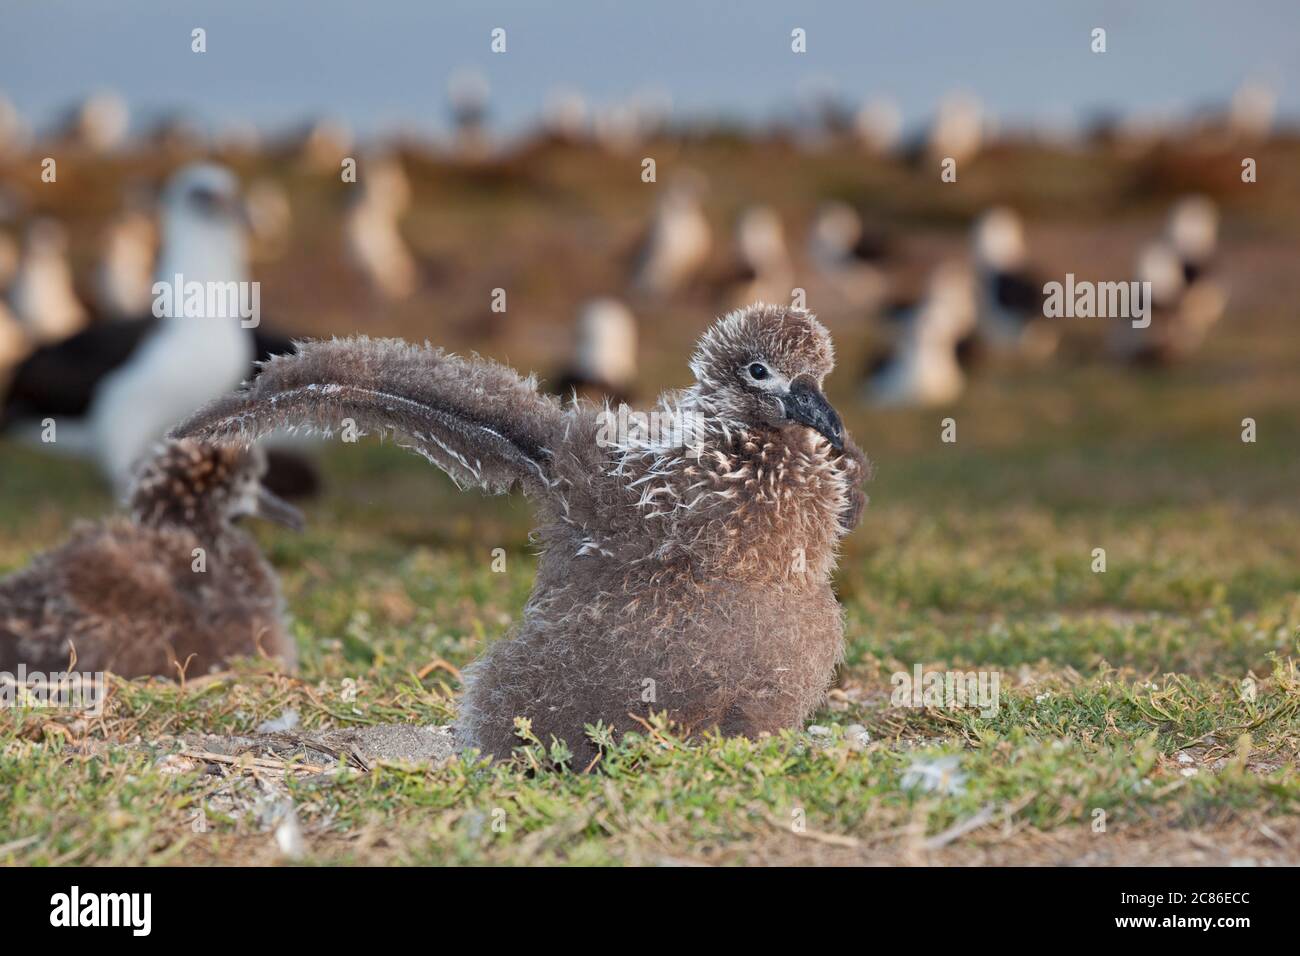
747,362,769,381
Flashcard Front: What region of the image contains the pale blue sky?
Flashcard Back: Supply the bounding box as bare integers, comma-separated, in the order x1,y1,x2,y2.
2,0,1296,137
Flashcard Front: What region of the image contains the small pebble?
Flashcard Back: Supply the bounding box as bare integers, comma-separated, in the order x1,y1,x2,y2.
275,809,305,861
845,723,870,751
257,709,300,733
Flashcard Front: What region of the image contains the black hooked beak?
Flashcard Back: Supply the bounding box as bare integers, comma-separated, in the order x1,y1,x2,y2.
782,378,844,450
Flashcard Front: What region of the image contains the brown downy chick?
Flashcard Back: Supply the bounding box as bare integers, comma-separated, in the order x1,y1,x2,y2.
0,440,302,678
171,305,869,763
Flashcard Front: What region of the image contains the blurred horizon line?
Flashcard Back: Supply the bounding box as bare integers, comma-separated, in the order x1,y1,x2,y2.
2,1,1298,141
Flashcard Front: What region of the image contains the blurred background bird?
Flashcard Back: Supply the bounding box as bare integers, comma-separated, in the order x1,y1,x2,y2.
630,173,711,299
1,163,305,492
10,219,87,344
553,297,638,405
58,90,130,154
344,153,417,302
712,206,794,309
94,192,157,318
864,261,976,408
807,201,892,313
970,207,1058,361
1110,198,1228,366
448,69,492,159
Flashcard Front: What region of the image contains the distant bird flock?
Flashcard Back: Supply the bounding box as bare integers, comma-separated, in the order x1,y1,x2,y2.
0,79,1246,449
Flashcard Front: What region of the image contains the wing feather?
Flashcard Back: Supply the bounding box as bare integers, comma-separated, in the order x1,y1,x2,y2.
170,336,564,495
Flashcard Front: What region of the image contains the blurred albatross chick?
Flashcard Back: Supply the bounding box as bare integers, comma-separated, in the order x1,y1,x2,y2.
0,440,301,679
171,304,869,763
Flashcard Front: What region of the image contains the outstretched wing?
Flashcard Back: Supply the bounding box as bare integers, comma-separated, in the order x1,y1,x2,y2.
169,336,564,495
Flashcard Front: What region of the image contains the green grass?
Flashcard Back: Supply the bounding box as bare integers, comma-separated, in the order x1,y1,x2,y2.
4,377,1298,866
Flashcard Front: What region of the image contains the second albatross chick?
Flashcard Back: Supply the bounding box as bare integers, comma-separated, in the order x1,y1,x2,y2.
0,439,302,678
171,304,869,762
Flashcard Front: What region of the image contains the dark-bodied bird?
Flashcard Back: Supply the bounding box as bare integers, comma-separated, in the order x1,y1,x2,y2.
1109,198,1227,366
807,201,891,311
1166,195,1220,287
1109,237,1226,366
0,439,302,679
171,304,869,763
1,163,307,494
864,261,977,408
971,207,1058,360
